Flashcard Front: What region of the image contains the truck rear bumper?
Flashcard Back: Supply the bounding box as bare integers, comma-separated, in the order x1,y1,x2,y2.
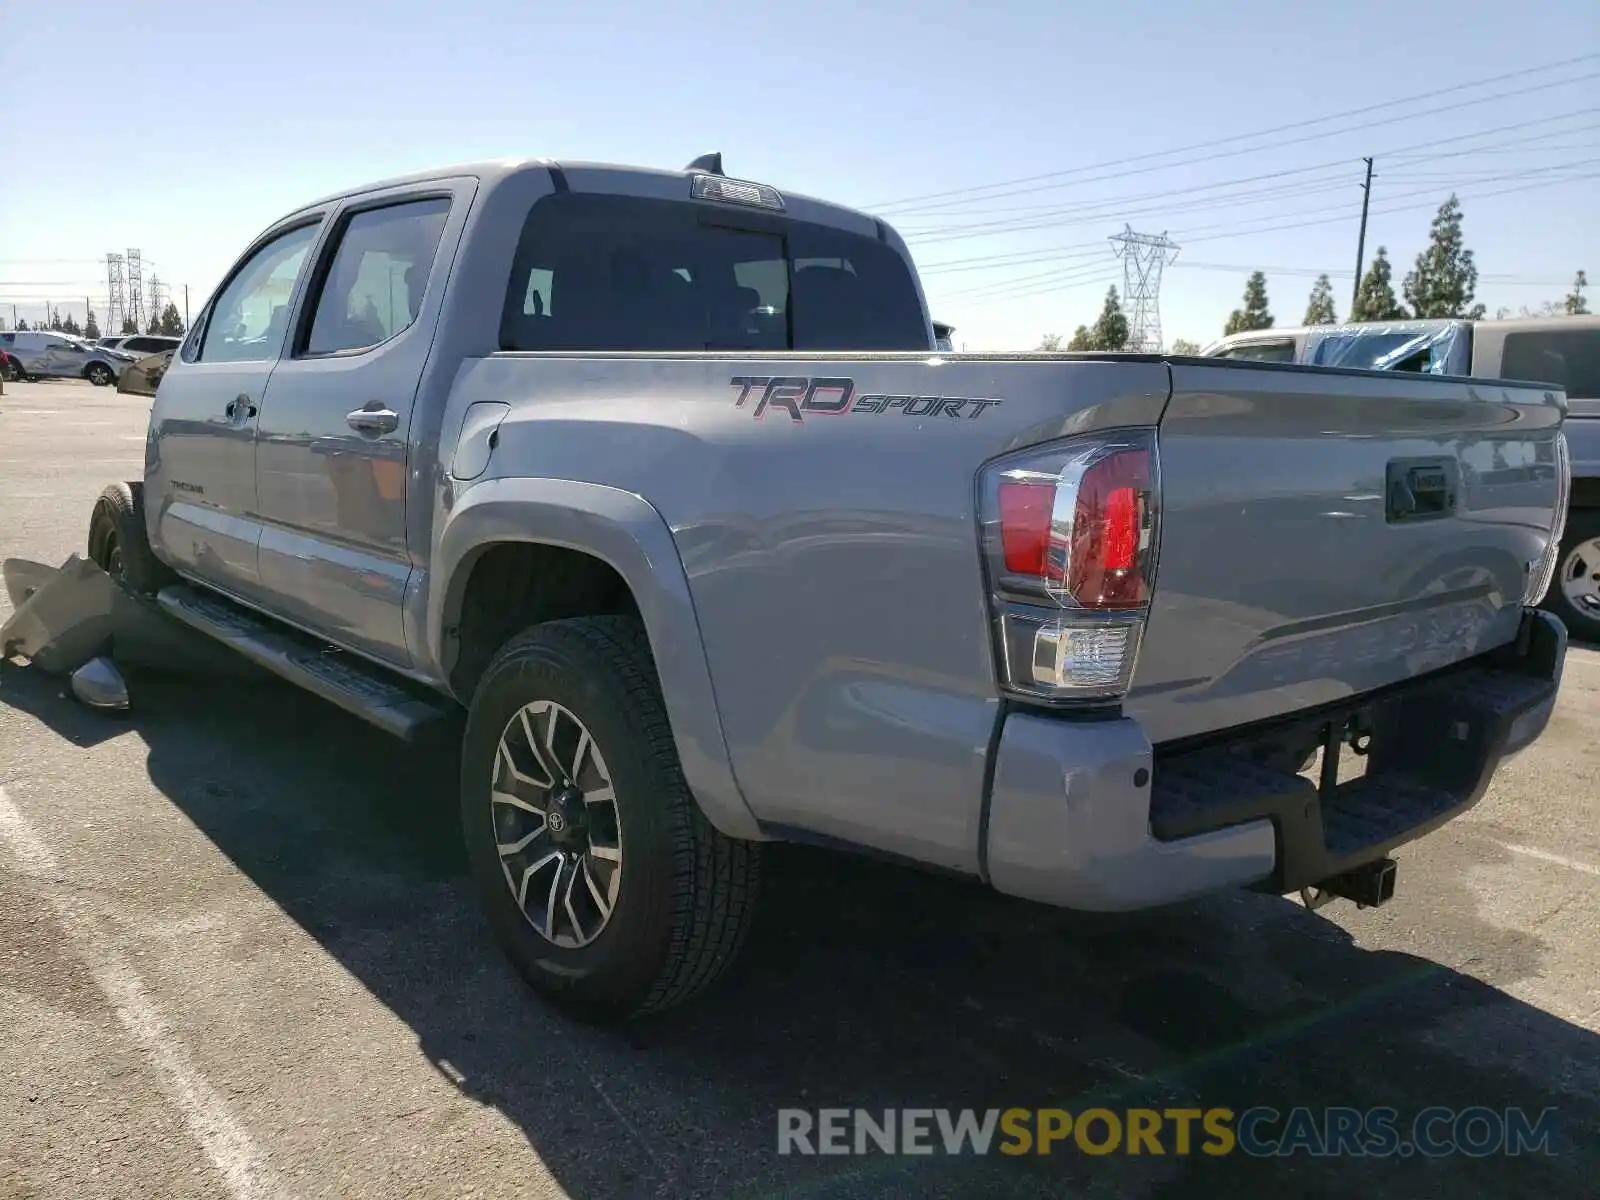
984,608,1566,912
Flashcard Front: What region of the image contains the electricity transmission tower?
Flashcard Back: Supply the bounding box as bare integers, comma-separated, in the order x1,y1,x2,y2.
105,253,127,335
1109,226,1180,352
148,276,168,329
126,249,146,332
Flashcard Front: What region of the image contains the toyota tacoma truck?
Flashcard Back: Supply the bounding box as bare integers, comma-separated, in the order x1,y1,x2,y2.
67,153,1571,1023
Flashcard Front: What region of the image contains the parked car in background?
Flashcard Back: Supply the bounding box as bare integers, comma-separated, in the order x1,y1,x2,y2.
0,331,135,386
116,349,174,397
0,346,21,383
1202,315,1600,641
99,333,184,358
933,320,955,352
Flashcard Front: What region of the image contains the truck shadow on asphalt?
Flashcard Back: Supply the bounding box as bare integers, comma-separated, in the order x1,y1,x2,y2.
2,662,1597,1199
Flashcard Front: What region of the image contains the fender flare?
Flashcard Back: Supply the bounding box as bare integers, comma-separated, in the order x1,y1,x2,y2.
430,476,765,841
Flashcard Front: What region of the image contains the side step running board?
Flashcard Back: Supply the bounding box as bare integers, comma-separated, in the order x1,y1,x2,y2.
156,584,454,742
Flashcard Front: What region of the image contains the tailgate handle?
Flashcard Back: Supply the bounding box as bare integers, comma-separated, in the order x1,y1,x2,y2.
1386,457,1458,523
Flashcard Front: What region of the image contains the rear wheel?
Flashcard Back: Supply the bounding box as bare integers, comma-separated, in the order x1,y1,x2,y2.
1543,510,1600,643
85,363,113,387
87,482,176,595
460,615,761,1023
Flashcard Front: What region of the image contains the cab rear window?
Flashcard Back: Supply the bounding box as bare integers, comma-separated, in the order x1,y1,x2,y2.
500,193,928,353
1501,329,1600,399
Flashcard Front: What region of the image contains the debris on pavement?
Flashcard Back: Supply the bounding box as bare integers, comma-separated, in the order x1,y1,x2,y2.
2,555,261,707
69,655,130,711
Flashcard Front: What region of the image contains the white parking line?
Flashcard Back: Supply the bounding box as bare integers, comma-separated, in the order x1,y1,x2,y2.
1497,841,1600,876
0,786,290,1200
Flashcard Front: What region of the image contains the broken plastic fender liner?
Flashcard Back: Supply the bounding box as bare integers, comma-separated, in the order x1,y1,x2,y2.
0,555,119,674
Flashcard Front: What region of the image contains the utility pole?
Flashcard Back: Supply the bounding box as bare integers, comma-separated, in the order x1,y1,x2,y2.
1351,157,1374,314
183,284,189,328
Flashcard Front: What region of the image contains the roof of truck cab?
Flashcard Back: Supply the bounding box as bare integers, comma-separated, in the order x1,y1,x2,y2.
286,157,890,233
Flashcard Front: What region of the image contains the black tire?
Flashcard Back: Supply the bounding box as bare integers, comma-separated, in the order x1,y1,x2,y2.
85,363,114,387
1541,509,1600,643
461,615,761,1023
87,482,177,595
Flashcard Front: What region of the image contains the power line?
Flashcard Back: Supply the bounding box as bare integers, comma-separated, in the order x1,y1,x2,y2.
869,53,1600,212
902,116,1600,240
920,157,1600,298
902,112,1599,245
939,170,1600,309
912,111,1598,273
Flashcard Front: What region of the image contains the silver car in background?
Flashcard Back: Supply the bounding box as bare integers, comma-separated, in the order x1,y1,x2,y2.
0,331,136,385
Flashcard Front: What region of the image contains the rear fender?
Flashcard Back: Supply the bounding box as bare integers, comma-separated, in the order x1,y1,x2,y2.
429,477,764,840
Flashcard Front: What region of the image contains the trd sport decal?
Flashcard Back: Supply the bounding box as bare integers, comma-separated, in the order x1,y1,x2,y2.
729,376,1004,423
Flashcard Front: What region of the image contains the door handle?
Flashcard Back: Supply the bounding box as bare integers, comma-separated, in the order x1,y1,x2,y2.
225,394,257,422
346,403,399,435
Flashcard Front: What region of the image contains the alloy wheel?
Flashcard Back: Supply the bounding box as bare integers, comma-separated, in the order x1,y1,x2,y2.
491,700,623,949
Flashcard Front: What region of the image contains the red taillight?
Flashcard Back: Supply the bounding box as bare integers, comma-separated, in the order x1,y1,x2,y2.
980,431,1159,702
998,480,1055,575
1069,449,1149,609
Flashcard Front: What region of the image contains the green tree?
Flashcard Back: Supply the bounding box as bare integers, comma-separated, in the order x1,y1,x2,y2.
1223,271,1273,335
15,319,28,331
1092,286,1130,350
1036,332,1065,351
84,309,101,340
1350,247,1407,321
47,307,64,332
156,302,186,336
1062,287,1130,351
1169,337,1201,354
1403,195,1485,319
121,316,138,335
1567,270,1590,316
1303,274,1338,325
62,314,82,336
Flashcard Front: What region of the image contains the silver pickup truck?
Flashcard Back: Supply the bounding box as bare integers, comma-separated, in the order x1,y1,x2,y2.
66,154,1570,1023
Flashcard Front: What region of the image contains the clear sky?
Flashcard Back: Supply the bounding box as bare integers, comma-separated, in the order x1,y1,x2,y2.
1,0,1595,350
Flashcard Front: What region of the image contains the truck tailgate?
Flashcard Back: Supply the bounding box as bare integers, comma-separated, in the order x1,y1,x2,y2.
1126,361,1566,746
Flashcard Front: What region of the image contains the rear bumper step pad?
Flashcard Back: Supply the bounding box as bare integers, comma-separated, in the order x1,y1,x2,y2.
1148,610,1565,892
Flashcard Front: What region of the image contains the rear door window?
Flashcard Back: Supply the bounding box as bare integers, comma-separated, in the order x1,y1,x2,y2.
1500,329,1600,399
303,196,452,356
500,193,927,353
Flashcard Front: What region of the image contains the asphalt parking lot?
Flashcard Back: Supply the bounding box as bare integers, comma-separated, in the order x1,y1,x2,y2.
1,378,1597,1199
